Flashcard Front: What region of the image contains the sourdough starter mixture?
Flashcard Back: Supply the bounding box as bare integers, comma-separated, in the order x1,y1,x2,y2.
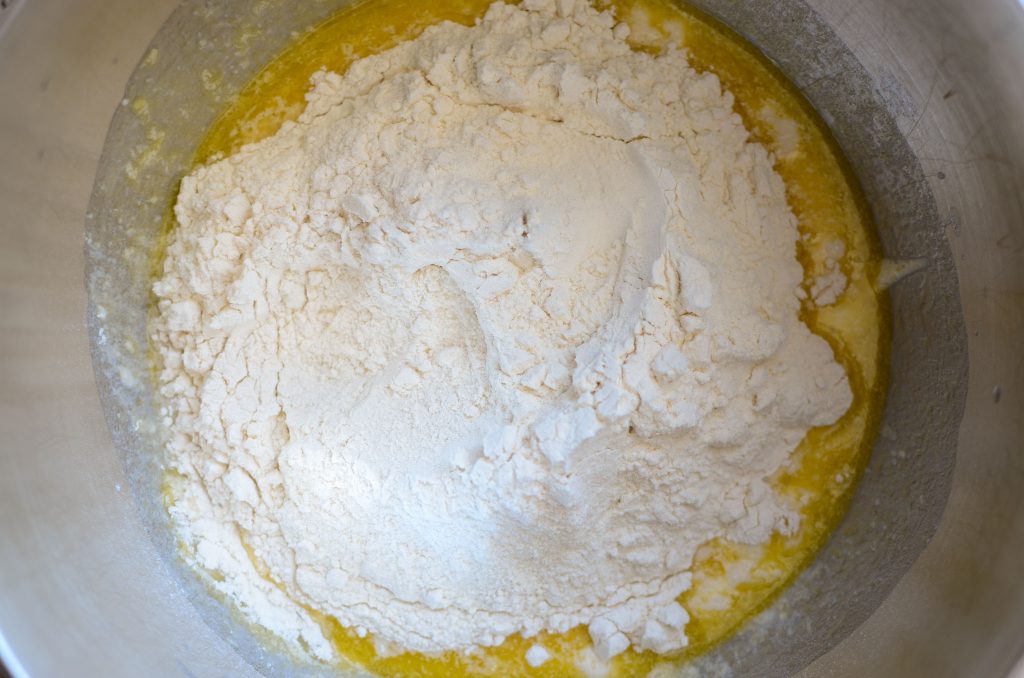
152,0,853,667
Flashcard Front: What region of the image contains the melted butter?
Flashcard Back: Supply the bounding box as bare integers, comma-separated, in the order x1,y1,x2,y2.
163,0,889,674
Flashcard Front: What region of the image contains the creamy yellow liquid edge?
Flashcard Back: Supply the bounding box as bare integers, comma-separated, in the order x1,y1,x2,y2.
158,0,889,675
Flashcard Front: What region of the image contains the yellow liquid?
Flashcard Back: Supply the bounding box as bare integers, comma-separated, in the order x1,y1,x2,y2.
169,0,889,675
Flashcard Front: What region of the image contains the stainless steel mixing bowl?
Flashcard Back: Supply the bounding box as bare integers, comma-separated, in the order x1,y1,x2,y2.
1,0,1022,676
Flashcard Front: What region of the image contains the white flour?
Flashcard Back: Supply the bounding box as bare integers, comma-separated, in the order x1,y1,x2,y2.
152,0,852,665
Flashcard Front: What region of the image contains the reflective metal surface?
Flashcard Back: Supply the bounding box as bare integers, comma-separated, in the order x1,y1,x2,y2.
1,0,1022,676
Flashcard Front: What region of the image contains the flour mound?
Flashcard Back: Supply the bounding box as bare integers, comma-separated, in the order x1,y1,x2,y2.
152,0,851,662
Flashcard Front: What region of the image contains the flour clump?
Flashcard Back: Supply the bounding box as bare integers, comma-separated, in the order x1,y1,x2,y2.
152,0,852,663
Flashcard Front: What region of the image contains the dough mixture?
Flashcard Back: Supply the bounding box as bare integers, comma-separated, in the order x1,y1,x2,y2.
152,0,870,672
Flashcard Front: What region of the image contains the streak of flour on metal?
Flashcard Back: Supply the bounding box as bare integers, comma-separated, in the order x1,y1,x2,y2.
0,0,24,40
0,629,27,678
